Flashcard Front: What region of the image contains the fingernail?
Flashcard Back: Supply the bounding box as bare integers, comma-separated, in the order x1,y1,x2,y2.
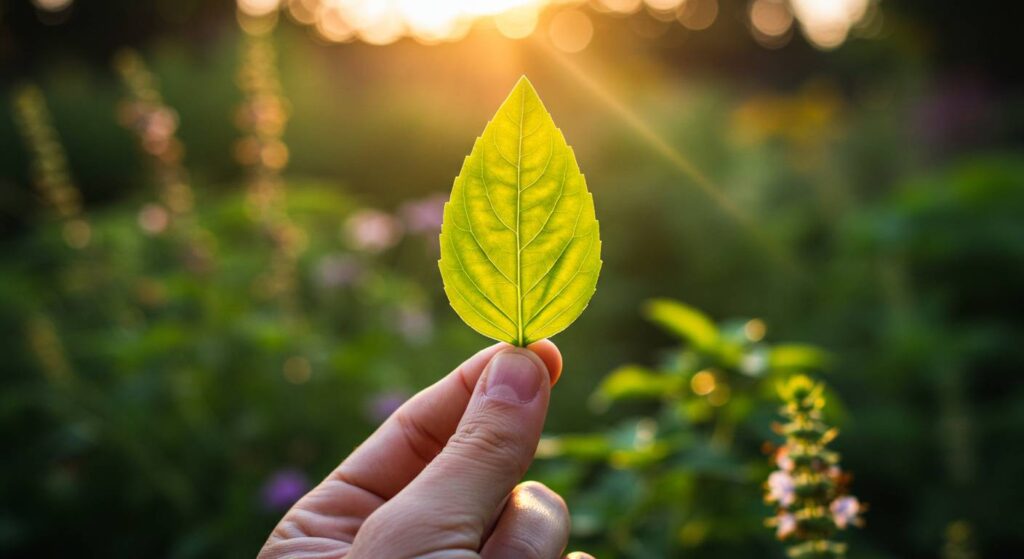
485,351,544,403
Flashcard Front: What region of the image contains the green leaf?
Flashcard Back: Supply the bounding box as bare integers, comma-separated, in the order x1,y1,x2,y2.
596,365,680,402
769,344,832,371
643,299,720,351
439,76,602,346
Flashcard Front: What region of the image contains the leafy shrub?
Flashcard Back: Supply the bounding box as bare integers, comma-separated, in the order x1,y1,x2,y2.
533,299,836,558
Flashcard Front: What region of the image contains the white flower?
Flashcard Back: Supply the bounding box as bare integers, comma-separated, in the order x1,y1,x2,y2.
344,209,403,253
767,470,796,507
776,512,797,539
740,348,769,376
830,495,861,529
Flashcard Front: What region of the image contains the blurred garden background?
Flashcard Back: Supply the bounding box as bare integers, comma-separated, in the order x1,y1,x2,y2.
1,0,1022,557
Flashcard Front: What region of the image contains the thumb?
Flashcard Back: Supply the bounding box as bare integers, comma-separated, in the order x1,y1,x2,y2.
350,347,552,557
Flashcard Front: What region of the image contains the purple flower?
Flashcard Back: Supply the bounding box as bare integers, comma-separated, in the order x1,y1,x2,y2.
315,254,363,289
396,306,433,344
344,209,403,253
399,194,447,234
912,76,992,153
367,391,409,423
830,495,861,529
767,470,796,507
260,469,309,512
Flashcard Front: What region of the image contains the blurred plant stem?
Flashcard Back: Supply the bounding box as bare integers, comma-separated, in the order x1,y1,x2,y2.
113,49,215,275
11,83,92,250
235,27,305,317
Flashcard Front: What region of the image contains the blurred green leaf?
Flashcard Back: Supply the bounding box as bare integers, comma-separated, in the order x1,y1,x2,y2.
768,344,832,372
596,365,680,402
644,299,720,351
539,434,613,461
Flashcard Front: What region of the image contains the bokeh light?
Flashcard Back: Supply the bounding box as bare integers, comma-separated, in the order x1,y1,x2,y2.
749,0,793,47
239,0,878,50
238,0,282,17
790,0,870,49
137,203,170,236
61,219,91,249
595,0,643,14
677,0,718,31
495,5,541,39
549,8,594,53
252,0,566,45
31,0,73,12
645,0,685,12
744,318,767,342
282,356,312,384
691,369,716,395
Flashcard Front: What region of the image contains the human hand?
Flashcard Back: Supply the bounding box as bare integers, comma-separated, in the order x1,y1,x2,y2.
258,341,594,559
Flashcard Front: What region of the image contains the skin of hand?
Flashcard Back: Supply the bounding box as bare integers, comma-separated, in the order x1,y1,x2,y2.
258,340,595,559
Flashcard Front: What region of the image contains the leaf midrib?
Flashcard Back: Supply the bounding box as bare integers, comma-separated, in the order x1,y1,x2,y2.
515,88,525,346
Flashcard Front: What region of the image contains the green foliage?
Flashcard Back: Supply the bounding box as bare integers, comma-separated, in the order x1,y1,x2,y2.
534,299,834,557
0,182,470,556
439,77,601,346
644,299,720,352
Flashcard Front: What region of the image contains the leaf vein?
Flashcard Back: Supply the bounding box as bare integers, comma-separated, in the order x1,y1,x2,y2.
461,175,516,285
524,193,587,297
445,229,517,326
521,157,569,251
525,233,598,329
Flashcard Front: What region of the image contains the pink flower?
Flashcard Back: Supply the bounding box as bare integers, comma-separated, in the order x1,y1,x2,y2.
137,203,169,235
395,306,433,344
767,470,796,507
399,193,447,234
315,254,363,289
776,512,797,539
830,496,861,529
775,446,794,471
344,209,403,253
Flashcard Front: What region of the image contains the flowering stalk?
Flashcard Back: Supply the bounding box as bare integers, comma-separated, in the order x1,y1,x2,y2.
234,24,304,306
25,314,74,386
113,50,195,221
113,50,215,275
12,84,92,249
235,32,290,222
766,375,863,558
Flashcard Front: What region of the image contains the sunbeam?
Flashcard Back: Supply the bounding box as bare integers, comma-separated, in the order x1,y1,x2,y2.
536,41,806,279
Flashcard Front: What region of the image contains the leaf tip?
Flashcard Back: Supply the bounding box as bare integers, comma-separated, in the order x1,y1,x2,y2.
511,74,539,100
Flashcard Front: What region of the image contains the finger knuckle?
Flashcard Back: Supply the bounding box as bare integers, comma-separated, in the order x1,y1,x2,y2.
496,534,549,559
447,416,527,474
